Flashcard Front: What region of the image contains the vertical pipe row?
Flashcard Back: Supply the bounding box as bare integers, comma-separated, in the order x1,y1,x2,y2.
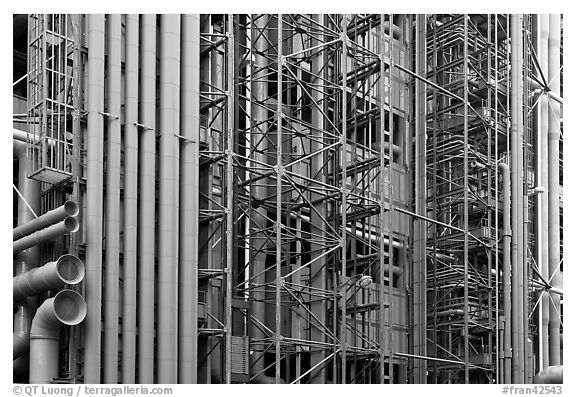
122,13,139,384
179,14,200,384
499,163,512,383
275,13,283,384
510,13,525,383
104,14,121,384
547,13,562,367
157,14,181,384
462,14,470,384
84,14,106,383
138,14,157,383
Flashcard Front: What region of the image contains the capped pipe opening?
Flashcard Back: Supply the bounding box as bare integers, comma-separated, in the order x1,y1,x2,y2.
56,254,85,285
53,290,87,326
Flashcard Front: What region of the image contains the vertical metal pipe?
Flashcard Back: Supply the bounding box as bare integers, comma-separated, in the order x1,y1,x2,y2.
158,14,181,384
413,13,427,384
510,14,525,383
103,13,121,384
122,13,139,384
224,14,235,385
339,14,348,384
179,14,200,384
523,194,531,381
548,13,562,367
463,15,470,384
138,13,156,383
84,14,106,383
275,13,283,384
499,163,513,383
308,13,327,384
537,13,550,372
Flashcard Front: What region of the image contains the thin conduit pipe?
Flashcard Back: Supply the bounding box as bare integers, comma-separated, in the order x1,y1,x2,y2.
178,14,200,384
84,13,106,383
138,14,157,383
13,218,79,254
29,290,87,384
158,14,181,384
499,163,512,383
13,201,78,241
548,13,562,367
510,14,525,383
538,13,550,371
103,14,122,384
122,13,139,384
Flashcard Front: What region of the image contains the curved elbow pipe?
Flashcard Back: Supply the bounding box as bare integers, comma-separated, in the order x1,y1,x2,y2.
29,290,87,384
13,217,79,255
13,201,79,241
13,254,85,301
534,365,563,384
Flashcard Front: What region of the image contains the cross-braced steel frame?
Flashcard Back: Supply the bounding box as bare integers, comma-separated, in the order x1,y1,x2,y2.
198,13,411,384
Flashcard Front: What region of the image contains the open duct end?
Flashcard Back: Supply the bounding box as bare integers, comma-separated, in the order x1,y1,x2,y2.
53,290,87,326
64,217,80,234
56,255,85,285
63,201,80,217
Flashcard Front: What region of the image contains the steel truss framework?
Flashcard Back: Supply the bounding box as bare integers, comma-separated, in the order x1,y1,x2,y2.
198,14,411,384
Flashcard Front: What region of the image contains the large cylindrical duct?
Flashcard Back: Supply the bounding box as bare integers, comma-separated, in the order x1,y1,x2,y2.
510,14,525,383
138,13,157,383
122,13,139,384
499,163,512,383
103,13,121,384
13,217,79,254
13,254,85,301
548,13,562,367
29,290,87,384
84,13,106,383
13,201,78,241
178,14,200,384
157,14,181,384
538,13,550,371
534,365,563,384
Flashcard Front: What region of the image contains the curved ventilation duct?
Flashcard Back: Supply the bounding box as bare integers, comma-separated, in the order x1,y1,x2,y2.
29,290,87,384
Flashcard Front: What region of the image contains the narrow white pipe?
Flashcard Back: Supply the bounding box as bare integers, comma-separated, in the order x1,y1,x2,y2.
29,290,87,384
538,13,550,371
103,13,121,384
13,201,78,241
499,163,512,383
13,254,85,301
158,14,181,384
548,13,562,367
510,14,525,382
122,13,139,384
178,14,200,384
84,13,106,383
13,217,79,254
138,14,157,383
